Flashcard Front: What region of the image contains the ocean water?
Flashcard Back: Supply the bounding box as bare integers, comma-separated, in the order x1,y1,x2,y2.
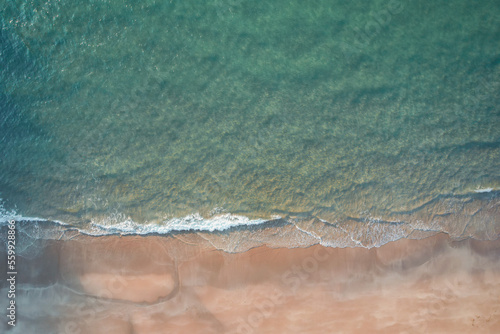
0,0,499,245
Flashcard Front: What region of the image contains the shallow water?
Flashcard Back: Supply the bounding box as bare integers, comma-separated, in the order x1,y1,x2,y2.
0,0,499,236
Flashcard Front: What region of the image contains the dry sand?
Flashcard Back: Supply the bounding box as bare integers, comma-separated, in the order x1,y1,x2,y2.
1,233,500,333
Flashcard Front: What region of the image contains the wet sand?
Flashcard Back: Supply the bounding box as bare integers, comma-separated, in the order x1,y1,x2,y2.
1,232,500,333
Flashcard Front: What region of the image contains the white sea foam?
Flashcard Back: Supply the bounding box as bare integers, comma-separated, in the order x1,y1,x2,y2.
88,213,268,236
0,200,47,225
1,186,497,248
474,187,493,193
0,198,268,234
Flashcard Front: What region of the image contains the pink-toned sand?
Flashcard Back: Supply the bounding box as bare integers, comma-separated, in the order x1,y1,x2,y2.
6,233,500,333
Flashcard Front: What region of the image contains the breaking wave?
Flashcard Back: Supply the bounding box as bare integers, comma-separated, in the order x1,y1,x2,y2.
1,189,499,252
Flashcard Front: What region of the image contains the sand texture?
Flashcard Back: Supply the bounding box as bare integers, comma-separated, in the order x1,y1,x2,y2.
1,233,500,333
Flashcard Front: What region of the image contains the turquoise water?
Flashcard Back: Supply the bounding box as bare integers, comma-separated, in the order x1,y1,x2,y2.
0,0,499,230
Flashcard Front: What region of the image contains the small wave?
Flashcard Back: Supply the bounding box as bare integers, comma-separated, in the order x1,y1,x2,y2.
0,198,270,234
474,187,494,193
1,189,499,252
0,199,68,227
0,200,45,224
88,213,269,236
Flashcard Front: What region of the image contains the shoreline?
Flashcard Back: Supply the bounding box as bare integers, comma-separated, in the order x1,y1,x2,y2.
1,189,499,252
1,232,500,333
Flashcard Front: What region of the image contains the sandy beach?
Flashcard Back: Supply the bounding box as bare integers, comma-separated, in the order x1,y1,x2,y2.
1,231,499,333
